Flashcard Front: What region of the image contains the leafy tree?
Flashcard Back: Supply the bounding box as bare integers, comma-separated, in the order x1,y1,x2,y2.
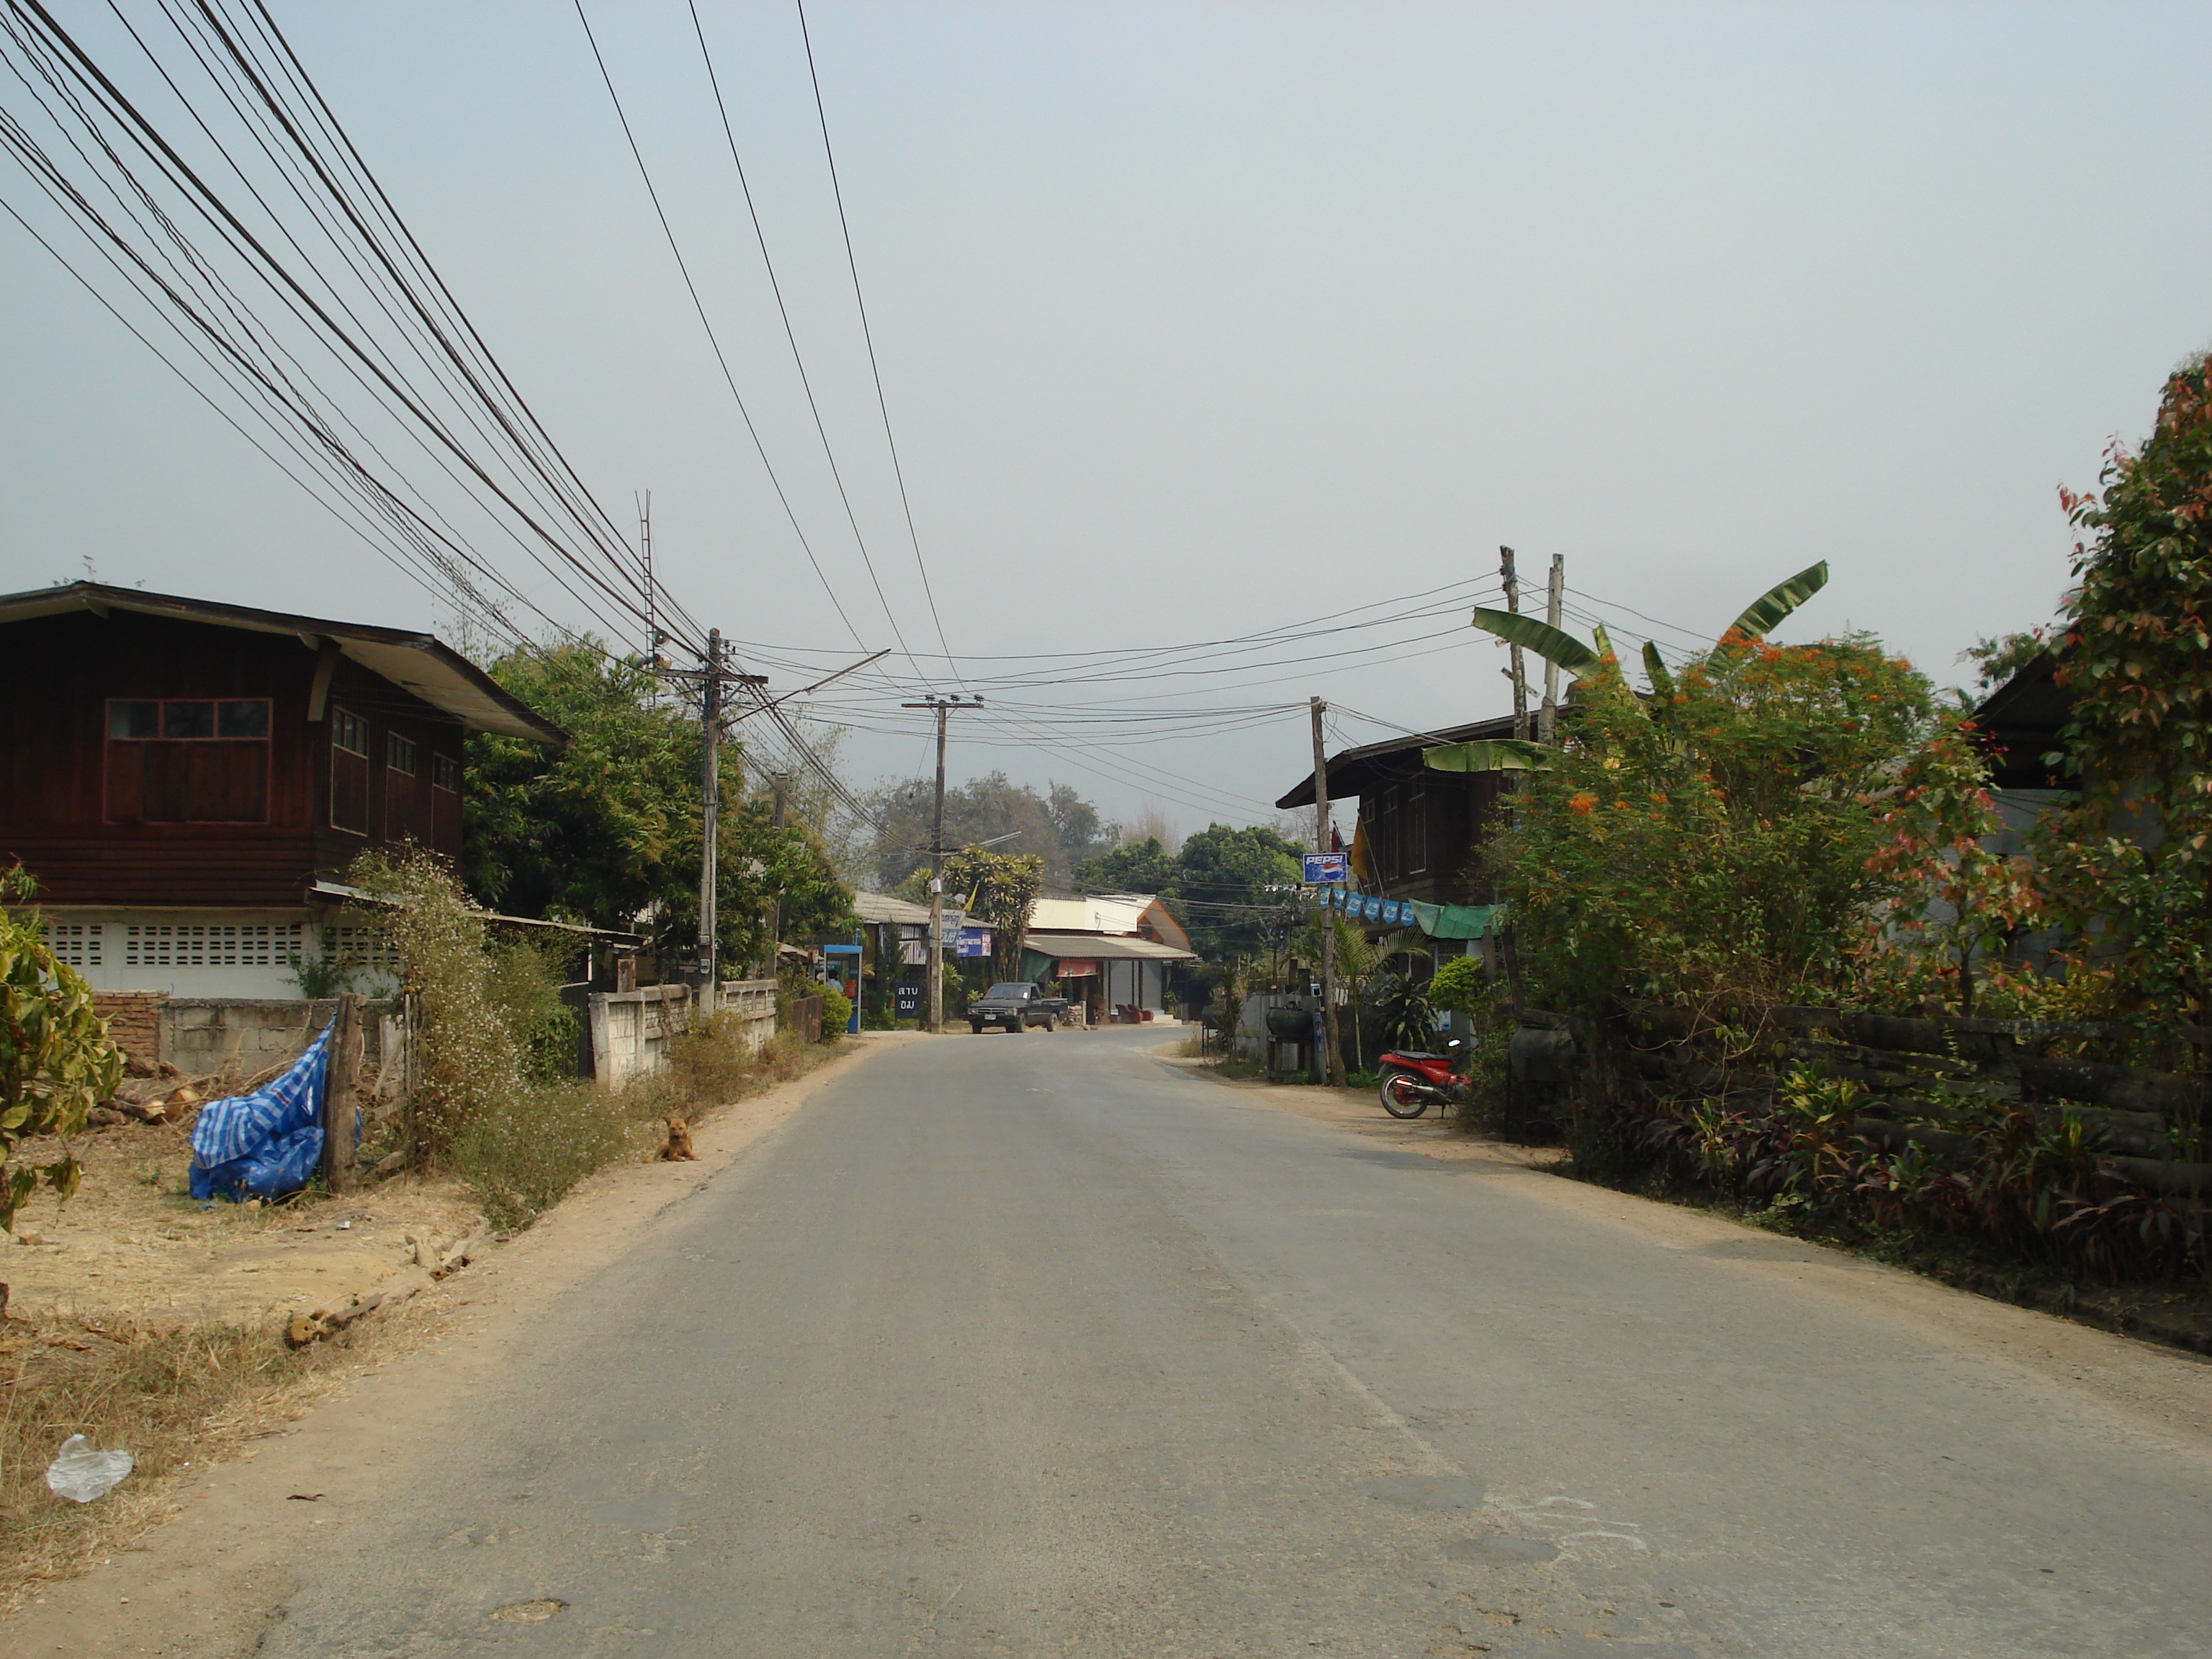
1170,824,1305,961
1,867,122,1231
1047,783,1118,869
1862,712,2041,1017
1961,630,2051,695
466,642,693,932
865,773,1110,890
943,847,1046,981
2036,355,2212,1029
1496,632,1938,1015
465,641,851,971
1074,835,1179,894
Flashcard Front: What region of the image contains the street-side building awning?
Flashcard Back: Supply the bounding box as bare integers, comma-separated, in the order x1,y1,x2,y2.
1407,900,1504,940
1022,930,1197,964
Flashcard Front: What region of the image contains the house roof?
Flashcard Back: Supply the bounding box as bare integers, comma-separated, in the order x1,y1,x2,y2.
1275,714,1516,809
1971,652,2072,791
0,582,567,747
852,889,933,926
1022,930,1197,963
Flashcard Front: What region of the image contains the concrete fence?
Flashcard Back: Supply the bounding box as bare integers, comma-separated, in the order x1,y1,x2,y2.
583,979,778,1092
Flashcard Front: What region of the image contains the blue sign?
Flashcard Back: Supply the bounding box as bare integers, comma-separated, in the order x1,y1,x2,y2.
1303,852,1349,884
955,927,992,958
1361,896,1382,921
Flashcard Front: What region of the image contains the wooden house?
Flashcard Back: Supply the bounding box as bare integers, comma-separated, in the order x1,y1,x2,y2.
1275,715,1516,909
0,582,565,996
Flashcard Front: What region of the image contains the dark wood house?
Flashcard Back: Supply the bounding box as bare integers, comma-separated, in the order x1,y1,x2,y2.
1,583,565,996
1275,715,1516,909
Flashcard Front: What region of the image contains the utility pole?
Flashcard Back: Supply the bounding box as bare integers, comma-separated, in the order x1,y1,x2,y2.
1500,546,1529,741
638,490,655,670
1310,697,1344,1087
660,629,768,992
1539,553,1565,745
765,770,792,976
901,693,985,1033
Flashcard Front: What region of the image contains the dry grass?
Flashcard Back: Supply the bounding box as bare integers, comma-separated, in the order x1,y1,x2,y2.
0,1309,345,1607
454,1021,830,1232
0,1016,845,1609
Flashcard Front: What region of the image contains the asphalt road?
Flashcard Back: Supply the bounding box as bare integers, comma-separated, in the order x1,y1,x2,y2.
264,1026,2212,1658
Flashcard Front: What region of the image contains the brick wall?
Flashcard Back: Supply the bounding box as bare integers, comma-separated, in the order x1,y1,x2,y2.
93,990,167,1065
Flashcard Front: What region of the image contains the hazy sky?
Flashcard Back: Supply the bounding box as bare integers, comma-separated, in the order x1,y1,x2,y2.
5,1,2208,837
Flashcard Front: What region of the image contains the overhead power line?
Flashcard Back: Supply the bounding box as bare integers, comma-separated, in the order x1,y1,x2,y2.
791,0,958,680
572,0,917,675
0,0,663,652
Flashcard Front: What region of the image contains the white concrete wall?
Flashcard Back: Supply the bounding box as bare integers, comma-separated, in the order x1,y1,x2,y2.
585,979,778,1092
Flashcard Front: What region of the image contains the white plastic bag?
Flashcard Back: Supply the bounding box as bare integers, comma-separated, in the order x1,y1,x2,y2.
45,1434,133,1503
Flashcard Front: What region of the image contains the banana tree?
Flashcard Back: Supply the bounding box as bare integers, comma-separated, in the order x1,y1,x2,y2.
1423,562,1830,774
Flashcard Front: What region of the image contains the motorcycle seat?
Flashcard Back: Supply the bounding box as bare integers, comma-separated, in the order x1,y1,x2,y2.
1385,1051,1447,1062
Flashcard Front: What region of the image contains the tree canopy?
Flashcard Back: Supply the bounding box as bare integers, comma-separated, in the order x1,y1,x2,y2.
2038,354,2212,1025
863,772,1116,891
464,640,852,969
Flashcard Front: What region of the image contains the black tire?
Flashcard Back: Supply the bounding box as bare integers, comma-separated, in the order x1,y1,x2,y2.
1380,1070,1430,1119
1005,1019,1023,1034
1042,1016,1056,1032
968,1020,984,1034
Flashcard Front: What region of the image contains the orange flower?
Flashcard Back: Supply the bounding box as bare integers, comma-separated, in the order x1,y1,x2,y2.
1569,791,1598,814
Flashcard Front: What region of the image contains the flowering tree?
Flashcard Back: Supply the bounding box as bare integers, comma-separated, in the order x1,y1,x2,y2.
1498,632,1937,1019
1861,711,2040,1017
2036,356,2212,1033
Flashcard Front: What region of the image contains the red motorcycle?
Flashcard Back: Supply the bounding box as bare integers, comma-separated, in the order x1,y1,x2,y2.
1376,1039,1467,1119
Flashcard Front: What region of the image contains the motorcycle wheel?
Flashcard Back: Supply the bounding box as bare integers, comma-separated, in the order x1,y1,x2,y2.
1380,1070,1430,1119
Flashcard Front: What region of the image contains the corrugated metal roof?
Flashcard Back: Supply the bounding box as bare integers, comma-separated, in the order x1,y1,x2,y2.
852,889,932,925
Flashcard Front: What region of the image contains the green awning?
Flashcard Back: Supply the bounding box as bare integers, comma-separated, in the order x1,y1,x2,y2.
1406,900,1503,940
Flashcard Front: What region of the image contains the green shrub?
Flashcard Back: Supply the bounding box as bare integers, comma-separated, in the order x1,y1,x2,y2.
818,982,852,1039
455,1079,663,1233
4,865,122,1229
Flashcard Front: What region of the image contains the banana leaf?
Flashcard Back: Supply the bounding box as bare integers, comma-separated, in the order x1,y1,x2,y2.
1422,738,1555,774
1642,641,1676,704
1725,560,1829,642
1468,608,1599,673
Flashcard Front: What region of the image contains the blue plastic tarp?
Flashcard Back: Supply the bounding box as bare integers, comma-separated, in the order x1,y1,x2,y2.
188,1023,333,1202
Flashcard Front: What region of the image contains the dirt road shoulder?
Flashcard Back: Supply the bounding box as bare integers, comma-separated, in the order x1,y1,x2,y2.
0,1030,917,1659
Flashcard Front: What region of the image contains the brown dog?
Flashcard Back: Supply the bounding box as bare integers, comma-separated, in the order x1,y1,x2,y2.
660,1115,696,1161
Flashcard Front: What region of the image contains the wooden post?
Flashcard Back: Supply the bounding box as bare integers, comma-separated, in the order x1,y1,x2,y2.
1539,554,1564,745
321,992,361,1194
1310,696,1345,1088
1501,547,1529,741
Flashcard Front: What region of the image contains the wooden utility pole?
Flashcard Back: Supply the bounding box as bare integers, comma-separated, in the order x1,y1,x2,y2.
699,629,723,989
657,629,768,992
763,770,792,976
901,694,985,1032
320,992,362,1194
1310,697,1345,1088
1539,553,1565,745
1500,547,1529,740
